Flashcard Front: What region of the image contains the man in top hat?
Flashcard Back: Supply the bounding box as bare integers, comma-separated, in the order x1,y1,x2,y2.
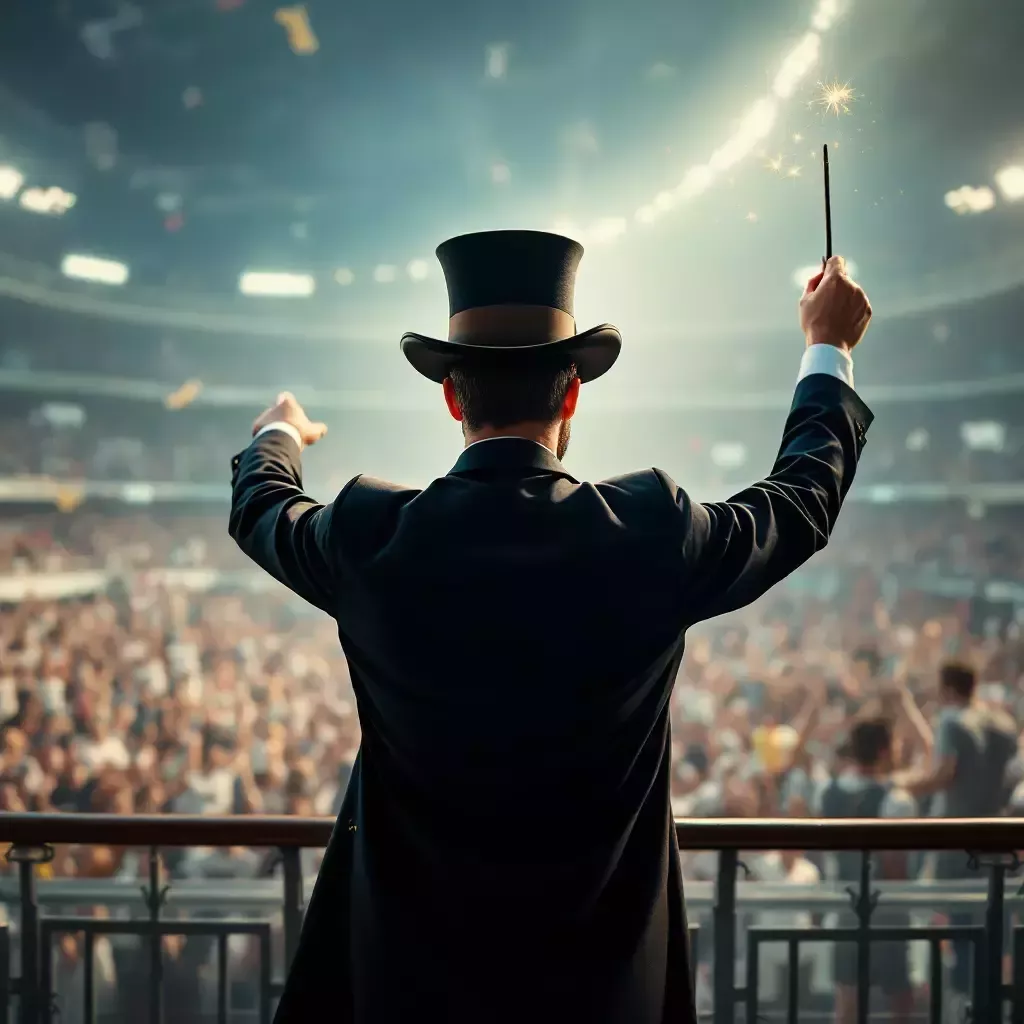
229,231,873,1024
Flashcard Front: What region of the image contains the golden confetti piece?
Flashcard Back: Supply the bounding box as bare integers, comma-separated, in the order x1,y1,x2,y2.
746,211,758,222
786,165,802,178
165,379,203,410
766,155,785,174
275,5,319,55
55,485,85,513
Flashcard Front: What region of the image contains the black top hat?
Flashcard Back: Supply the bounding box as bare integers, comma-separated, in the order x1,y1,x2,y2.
400,230,621,384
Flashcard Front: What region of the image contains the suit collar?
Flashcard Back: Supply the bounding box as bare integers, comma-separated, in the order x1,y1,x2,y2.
448,436,577,481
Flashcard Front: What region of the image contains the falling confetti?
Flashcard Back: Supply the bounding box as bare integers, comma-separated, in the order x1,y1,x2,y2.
165,380,203,410
275,5,319,55
55,485,85,513
786,166,802,178
817,80,855,117
745,211,758,222
766,155,785,174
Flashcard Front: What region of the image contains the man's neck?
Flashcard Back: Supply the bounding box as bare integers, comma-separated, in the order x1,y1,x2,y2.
464,422,559,454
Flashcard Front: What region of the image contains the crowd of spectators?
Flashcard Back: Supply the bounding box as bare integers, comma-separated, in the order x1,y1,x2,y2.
0,507,1019,843
0,505,1020,1019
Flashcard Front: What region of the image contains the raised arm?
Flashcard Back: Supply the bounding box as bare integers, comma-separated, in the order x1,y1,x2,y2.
228,392,340,612
671,256,874,623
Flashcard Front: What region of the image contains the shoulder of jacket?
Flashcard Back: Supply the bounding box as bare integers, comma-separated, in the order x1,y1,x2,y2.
336,474,421,514
596,467,672,499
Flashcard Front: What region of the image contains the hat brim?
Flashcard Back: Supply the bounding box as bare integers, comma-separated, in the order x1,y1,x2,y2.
400,324,621,384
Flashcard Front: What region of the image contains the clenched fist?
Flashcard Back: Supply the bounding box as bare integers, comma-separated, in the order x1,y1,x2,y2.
799,255,872,352
252,392,328,448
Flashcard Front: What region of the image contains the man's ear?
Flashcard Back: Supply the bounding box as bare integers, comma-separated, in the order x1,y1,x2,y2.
561,377,581,420
442,377,463,422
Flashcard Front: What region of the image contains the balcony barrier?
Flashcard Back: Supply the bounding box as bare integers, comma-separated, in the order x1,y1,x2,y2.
0,814,1022,1024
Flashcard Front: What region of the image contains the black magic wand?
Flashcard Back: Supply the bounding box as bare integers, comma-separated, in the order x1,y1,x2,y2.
822,143,833,268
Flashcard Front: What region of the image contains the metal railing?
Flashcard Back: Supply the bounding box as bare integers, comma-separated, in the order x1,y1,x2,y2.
0,814,1022,1024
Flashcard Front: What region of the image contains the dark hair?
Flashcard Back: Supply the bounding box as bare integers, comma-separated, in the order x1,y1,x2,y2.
448,361,577,430
848,714,893,767
853,646,882,677
939,660,976,701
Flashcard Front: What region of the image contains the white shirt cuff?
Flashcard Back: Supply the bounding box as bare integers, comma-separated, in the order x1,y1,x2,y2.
253,421,304,451
798,345,854,390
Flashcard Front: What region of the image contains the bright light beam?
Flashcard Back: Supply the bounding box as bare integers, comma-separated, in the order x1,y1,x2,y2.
625,0,850,234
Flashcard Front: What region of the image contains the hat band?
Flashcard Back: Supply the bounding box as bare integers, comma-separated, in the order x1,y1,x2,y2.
448,305,576,346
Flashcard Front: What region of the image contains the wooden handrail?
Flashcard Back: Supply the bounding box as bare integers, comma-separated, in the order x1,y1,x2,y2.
0,814,1021,851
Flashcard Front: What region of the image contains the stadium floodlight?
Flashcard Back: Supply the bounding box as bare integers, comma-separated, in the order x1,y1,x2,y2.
406,259,430,281
960,420,1005,452
20,186,77,215
994,165,1024,202
61,253,129,286
0,166,24,201
239,271,315,297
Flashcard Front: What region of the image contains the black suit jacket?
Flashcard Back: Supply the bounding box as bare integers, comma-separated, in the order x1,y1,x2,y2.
229,373,872,1024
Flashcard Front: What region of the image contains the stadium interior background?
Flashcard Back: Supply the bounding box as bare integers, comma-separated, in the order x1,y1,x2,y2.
0,0,1022,1020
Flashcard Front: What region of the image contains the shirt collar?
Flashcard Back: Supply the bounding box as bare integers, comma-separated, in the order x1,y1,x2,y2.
464,436,555,457
448,436,576,481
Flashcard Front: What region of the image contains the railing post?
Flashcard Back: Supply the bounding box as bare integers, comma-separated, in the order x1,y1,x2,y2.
852,851,877,1024
713,849,738,1024
7,843,54,1024
280,847,304,972
979,854,1016,1023
142,846,169,1024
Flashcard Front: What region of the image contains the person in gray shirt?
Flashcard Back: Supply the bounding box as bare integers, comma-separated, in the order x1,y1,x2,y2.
894,661,1018,999
895,661,1016,828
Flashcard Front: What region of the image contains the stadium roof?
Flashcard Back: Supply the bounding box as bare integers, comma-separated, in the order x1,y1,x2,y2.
0,0,1021,336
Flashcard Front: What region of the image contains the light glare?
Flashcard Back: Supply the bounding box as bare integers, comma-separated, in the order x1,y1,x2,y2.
811,0,845,32
239,271,315,297
62,253,129,286
0,166,24,200
944,185,996,216
20,186,77,215
772,33,820,99
709,99,777,172
994,165,1024,202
